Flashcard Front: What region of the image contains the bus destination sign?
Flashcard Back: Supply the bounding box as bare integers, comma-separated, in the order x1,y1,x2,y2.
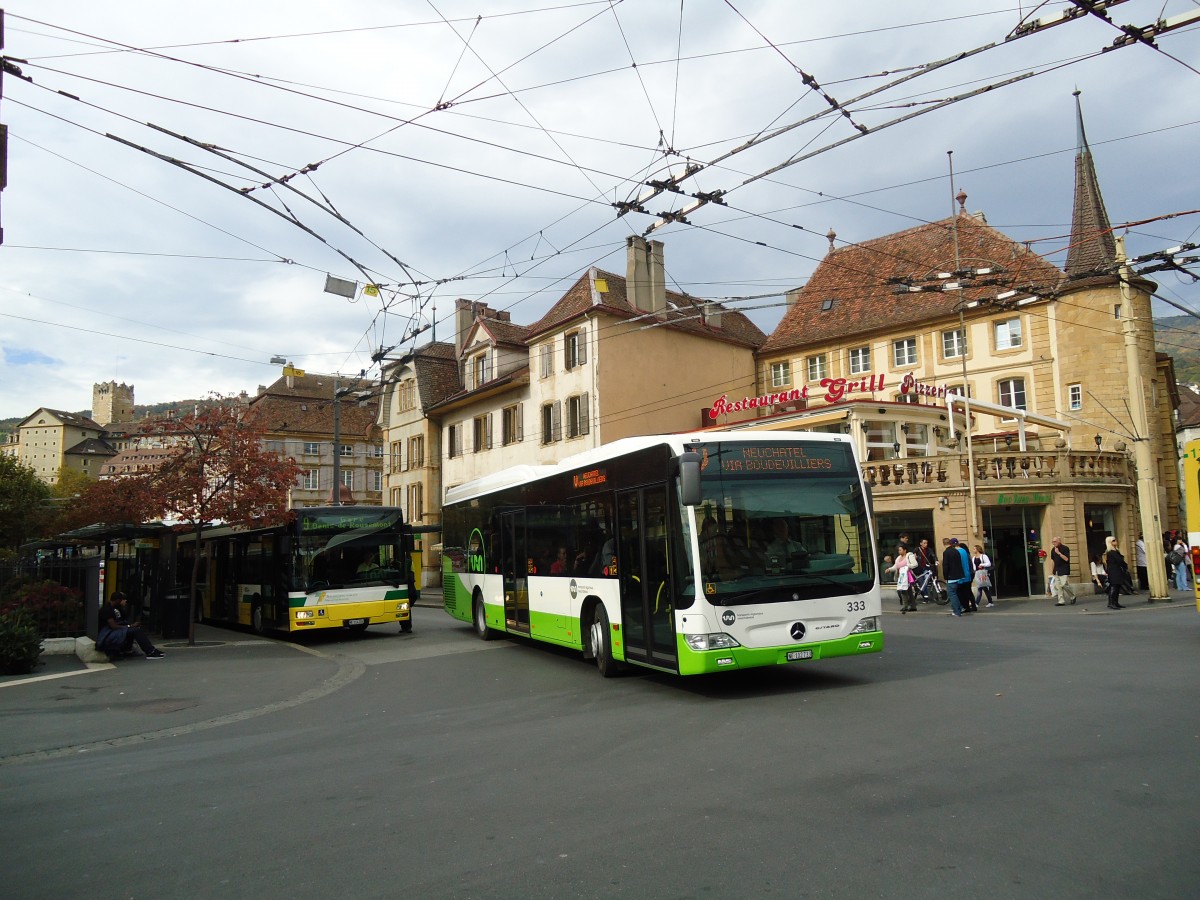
713,445,836,474
572,467,607,489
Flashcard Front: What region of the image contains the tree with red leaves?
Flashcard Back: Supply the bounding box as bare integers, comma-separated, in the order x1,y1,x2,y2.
59,471,159,534
142,403,302,644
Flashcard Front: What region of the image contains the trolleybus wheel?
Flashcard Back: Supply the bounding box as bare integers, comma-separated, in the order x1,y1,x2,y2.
473,595,495,641
589,604,621,678
400,620,413,634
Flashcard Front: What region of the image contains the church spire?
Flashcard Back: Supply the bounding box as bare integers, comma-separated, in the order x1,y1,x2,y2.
1065,90,1117,279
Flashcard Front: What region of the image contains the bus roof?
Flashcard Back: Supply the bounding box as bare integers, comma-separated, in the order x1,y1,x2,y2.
444,430,852,505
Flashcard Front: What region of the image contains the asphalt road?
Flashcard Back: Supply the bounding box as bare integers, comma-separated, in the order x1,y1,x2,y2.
2,603,1198,899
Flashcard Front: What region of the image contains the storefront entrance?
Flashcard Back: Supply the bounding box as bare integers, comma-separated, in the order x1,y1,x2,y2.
983,506,1046,598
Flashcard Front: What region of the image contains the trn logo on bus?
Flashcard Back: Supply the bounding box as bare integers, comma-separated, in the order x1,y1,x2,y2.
467,528,487,573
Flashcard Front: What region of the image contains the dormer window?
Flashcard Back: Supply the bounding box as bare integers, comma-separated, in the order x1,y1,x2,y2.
472,352,491,388
821,298,834,311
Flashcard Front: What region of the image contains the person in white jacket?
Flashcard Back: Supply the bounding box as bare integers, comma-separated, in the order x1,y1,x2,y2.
972,544,995,608
884,545,919,613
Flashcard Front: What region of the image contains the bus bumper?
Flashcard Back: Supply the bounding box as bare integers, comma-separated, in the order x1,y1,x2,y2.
290,598,411,630
676,630,884,675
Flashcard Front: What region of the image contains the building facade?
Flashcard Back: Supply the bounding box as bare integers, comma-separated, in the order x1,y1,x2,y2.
730,111,1177,598
245,371,384,508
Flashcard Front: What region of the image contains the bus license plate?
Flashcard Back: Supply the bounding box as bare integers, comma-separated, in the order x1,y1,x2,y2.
787,650,813,661
346,618,366,626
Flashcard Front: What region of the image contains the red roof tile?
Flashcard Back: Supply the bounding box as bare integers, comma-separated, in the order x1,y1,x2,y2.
761,213,1065,354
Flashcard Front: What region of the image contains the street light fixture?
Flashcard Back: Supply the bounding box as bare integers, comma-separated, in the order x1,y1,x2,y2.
1094,434,1103,451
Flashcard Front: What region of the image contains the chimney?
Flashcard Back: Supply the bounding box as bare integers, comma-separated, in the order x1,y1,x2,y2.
703,302,722,328
455,298,476,355
626,236,666,316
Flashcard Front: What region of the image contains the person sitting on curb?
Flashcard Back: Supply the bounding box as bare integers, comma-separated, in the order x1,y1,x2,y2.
97,592,165,661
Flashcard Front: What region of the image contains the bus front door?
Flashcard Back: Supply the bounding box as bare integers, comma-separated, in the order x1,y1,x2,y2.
616,487,677,670
499,510,530,635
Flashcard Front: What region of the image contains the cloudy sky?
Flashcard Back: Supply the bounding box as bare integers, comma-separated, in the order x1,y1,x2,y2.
1,1,1197,420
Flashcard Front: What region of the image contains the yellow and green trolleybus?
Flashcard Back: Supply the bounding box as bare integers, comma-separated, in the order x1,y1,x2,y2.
1182,439,1200,613
441,431,883,676
178,506,415,634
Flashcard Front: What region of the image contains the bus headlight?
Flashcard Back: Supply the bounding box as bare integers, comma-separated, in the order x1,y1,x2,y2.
685,633,741,651
850,617,879,634
397,602,409,612
296,610,315,620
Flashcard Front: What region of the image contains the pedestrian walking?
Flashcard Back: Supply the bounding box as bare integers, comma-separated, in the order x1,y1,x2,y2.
913,538,939,603
1050,537,1075,606
884,545,918,613
941,538,972,616
971,544,995,607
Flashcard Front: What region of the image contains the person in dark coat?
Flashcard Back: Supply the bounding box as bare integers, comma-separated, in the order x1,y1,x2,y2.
98,592,165,660
1104,537,1130,610
941,538,971,616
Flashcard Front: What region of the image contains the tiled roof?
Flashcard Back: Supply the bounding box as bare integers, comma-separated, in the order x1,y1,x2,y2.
245,373,379,438
428,364,530,414
760,213,1065,354
19,407,104,431
1178,387,1200,428
478,316,530,348
524,268,766,349
64,437,117,457
412,342,461,410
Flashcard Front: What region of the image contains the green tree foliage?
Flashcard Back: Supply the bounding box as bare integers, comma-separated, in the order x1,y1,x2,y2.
0,455,53,555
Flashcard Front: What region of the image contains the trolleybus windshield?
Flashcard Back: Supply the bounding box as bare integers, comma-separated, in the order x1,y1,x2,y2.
296,508,407,592
694,440,874,603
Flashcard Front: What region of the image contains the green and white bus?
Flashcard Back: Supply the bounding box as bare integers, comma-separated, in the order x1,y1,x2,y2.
441,432,882,676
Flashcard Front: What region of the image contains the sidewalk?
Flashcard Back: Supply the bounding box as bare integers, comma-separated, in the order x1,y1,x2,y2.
885,583,1197,614
0,623,345,765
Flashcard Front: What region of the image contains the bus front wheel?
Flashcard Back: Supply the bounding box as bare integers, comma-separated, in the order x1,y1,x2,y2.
473,595,495,641
589,605,621,678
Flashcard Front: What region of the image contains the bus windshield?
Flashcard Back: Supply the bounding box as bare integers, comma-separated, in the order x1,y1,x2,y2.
693,440,874,603
295,508,407,592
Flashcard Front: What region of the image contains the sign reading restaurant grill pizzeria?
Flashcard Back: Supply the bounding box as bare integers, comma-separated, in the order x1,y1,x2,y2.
708,372,959,418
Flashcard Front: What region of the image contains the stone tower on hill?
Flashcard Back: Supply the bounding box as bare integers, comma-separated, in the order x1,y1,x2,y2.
92,380,135,427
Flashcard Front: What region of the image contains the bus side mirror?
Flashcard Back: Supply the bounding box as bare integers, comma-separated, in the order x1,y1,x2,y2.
679,450,701,506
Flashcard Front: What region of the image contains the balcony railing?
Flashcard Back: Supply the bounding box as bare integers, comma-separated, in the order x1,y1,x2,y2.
862,449,1133,493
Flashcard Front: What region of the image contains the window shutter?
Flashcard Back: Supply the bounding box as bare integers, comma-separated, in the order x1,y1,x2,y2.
552,401,562,442
579,393,590,435
563,337,571,369
578,330,587,365
486,413,493,449
516,404,524,442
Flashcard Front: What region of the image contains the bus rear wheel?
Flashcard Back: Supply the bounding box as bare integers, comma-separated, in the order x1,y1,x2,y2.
473,596,495,641
589,605,621,678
